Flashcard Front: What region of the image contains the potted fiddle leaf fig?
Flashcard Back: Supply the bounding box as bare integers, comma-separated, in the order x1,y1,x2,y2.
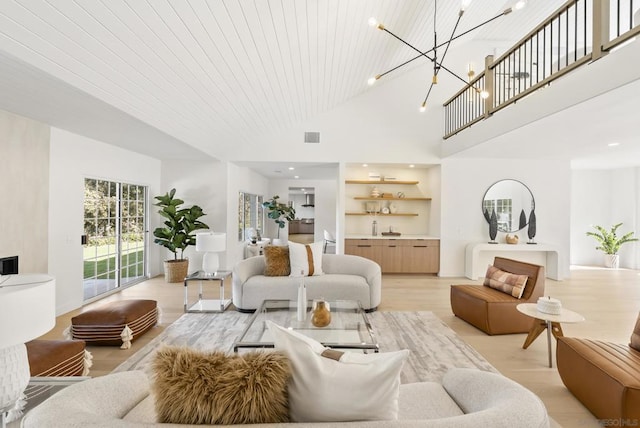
262,195,296,245
153,188,209,282
586,223,638,268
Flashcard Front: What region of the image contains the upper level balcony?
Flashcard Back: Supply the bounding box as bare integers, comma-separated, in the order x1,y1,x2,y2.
442,0,640,159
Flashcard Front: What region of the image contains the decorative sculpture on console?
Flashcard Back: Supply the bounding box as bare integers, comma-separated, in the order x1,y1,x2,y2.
527,209,537,244
489,210,498,244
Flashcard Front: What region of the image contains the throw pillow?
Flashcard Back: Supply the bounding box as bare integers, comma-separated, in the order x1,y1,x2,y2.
264,245,291,276
151,346,291,425
266,320,409,422
630,312,640,352
288,241,324,276
483,264,528,298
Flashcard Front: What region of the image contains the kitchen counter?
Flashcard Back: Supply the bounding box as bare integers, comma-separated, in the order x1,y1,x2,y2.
345,234,439,240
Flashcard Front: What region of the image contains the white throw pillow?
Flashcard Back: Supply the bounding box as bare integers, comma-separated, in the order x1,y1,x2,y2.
266,320,409,422
288,241,324,276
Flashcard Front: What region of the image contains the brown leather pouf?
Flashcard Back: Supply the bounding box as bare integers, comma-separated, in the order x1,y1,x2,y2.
70,299,158,349
26,339,89,376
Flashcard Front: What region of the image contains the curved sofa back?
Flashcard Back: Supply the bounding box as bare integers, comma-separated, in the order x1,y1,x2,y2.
232,254,381,312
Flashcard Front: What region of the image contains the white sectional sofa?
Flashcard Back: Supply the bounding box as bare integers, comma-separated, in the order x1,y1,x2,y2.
232,254,382,312
21,368,550,427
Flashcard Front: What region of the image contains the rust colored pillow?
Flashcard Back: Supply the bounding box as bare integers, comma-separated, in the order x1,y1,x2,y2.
483,265,528,299
264,245,291,276
630,312,640,352
152,346,291,425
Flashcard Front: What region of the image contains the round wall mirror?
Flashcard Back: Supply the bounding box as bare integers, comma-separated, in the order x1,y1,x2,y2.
482,179,535,233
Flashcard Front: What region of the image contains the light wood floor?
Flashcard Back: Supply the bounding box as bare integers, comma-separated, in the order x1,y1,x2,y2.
40,266,640,428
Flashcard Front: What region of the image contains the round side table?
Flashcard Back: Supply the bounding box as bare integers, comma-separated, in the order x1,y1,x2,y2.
516,303,585,368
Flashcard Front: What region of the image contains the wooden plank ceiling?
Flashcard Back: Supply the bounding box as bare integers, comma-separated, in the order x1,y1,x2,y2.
0,0,564,160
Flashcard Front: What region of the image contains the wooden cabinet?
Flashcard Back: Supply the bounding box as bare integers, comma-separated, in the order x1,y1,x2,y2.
345,239,383,266
402,239,440,273
345,239,439,274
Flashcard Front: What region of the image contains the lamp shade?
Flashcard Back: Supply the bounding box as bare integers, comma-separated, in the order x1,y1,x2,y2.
196,232,226,253
0,274,55,419
0,274,55,348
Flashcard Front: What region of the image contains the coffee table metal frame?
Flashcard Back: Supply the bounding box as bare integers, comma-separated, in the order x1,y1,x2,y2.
516,302,585,368
233,299,378,353
183,270,232,313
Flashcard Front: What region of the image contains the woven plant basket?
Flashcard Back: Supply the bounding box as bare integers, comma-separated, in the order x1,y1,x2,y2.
163,259,189,283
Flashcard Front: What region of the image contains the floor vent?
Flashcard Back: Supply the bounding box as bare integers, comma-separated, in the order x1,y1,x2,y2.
304,132,320,143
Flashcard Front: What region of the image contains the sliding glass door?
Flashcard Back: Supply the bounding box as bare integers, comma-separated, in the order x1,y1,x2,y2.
83,179,148,301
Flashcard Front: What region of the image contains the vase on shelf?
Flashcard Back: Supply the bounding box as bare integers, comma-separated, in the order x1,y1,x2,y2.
311,300,331,327
389,203,398,214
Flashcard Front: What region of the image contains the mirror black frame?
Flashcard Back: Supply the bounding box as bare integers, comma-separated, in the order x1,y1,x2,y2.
482,179,535,233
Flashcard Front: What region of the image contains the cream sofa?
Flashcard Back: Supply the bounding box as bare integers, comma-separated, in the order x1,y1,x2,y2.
21,368,550,427
232,254,381,312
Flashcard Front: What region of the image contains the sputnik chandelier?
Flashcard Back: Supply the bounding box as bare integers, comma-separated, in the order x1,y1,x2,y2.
367,0,527,112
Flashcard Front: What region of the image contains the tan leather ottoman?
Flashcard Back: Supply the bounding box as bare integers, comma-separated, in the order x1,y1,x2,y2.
69,299,158,349
26,339,90,376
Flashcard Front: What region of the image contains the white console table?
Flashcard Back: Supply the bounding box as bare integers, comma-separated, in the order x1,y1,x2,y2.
465,242,563,281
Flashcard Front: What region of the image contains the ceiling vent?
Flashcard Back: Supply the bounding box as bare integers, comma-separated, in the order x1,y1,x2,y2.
304,132,320,143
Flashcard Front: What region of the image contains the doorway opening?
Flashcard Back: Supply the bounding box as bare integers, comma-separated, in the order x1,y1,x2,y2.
288,187,315,244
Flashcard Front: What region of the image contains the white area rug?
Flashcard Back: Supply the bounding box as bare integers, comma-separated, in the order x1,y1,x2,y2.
113,310,497,383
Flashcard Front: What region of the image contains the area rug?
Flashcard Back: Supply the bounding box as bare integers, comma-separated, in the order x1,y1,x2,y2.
112,310,497,383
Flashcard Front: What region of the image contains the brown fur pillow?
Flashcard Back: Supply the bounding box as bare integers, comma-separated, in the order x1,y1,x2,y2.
264,245,291,276
151,346,291,425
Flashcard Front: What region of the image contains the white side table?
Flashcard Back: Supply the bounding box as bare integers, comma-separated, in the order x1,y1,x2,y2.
516,303,585,368
184,271,232,313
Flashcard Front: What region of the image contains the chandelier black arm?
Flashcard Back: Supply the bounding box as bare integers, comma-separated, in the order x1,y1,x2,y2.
375,8,512,80
380,28,467,84
384,27,469,86
434,13,463,77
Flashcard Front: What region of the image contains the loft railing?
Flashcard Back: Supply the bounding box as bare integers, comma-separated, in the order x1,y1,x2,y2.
443,0,640,139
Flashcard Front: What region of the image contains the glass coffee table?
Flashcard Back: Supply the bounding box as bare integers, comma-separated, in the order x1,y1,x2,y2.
233,299,378,353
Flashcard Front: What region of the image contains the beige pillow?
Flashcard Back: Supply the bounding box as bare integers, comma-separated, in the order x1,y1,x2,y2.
151,346,291,425
483,265,528,298
266,320,408,422
264,245,291,276
289,241,324,276
630,312,640,352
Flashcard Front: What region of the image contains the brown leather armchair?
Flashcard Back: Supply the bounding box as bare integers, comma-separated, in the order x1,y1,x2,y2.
450,257,545,335
556,314,640,421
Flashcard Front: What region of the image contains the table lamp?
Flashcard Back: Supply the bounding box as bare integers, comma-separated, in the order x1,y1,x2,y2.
195,232,226,275
0,274,55,425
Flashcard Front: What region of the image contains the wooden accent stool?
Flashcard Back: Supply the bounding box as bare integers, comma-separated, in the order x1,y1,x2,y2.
69,299,158,349
26,339,90,376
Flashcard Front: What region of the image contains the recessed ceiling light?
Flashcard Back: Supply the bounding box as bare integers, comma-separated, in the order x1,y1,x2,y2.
409,164,415,168
608,142,620,147
288,167,295,170
301,188,305,192
294,175,299,179
362,164,368,167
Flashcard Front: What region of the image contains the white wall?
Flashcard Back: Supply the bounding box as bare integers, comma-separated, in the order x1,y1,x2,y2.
226,162,270,269
160,159,228,274
439,158,571,278
49,128,161,315
571,168,639,268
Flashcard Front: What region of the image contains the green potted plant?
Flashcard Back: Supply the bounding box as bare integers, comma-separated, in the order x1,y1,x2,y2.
586,223,638,268
262,195,296,245
153,188,209,282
